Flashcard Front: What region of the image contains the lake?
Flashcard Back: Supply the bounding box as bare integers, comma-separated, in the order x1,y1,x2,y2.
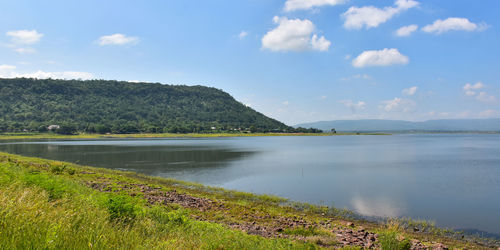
1,134,499,236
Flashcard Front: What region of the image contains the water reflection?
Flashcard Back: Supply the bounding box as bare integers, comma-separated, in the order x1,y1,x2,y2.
350,196,405,218
0,140,257,184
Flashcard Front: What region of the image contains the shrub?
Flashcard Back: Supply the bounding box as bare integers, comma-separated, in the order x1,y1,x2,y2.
106,195,141,223
379,231,411,250
50,164,66,175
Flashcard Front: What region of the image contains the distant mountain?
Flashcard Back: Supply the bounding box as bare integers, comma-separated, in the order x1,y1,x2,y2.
295,119,500,132
0,78,293,134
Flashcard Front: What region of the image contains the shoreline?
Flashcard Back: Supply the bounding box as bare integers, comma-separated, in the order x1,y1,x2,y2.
0,151,497,249
0,132,390,141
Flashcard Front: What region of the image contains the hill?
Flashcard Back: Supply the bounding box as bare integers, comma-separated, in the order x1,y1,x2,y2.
295,119,500,132
0,78,292,134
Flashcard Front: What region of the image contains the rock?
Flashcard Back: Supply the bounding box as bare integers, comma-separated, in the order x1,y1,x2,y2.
346,222,355,227
433,243,448,250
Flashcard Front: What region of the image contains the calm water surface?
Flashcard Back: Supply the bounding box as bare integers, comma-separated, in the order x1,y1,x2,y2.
1,134,499,235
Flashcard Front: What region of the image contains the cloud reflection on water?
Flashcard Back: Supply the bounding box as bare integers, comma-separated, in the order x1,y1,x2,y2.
350,196,405,218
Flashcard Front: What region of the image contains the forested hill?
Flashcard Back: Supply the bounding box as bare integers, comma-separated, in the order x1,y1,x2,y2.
0,78,293,134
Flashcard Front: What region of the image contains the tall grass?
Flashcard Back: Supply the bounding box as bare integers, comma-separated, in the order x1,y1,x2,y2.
0,162,313,249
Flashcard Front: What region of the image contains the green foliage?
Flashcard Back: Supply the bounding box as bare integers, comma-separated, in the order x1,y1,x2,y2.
106,195,141,223
379,231,411,250
22,171,71,200
147,206,190,228
0,78,303,134
54,123,77,135
50,164,66,174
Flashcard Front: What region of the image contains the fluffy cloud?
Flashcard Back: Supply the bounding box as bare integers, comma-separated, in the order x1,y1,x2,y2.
352,48,409,68
380,97,415,112
284,0,346,12
340,100,366,112
6,30,43,44
98,33,139,46
463,82,484,96
402,86,418,96
342,0,419,30
262,17,331,52
422,17,487,34
0,65,93,80
395,24,418,37
462,82,495,102
238,31,249,39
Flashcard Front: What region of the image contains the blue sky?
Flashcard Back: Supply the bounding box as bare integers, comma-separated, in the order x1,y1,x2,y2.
1,0,499,125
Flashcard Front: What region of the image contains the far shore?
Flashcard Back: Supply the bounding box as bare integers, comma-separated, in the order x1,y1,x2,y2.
0,132,390,141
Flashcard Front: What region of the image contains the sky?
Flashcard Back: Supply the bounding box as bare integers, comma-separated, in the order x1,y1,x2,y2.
1,0,499,125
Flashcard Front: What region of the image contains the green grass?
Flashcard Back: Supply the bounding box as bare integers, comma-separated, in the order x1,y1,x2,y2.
0,157,313,249
378,231,411,250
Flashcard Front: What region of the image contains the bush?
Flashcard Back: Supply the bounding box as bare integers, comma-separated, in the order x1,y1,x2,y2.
106,195,141,223
379,231,411,250
54,124,77,135
50,164,66,175
147,206,190,230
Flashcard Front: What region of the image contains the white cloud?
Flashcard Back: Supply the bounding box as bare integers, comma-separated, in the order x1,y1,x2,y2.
282,100,290,106
0,64,16,71
0,65,93,80
6,30,43,44
320,95,327,100
463,82,495,103
380,97,415,112
339,100,366,112
422,17,487,34
479,110,500,118
98,33,139,46
310,34,331,51
352,48,409,68
261,16,331,52
395,24,418,37
341,74,372,81
463,82,484,96
476,92,496,103
284,0,346,12
402,86,418,96
342,0,419,30
14,48,36,54
344,54,351,60
238,31,249,40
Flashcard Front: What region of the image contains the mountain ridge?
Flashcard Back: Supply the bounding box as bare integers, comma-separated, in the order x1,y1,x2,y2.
0,78,293,134
295,118,500,132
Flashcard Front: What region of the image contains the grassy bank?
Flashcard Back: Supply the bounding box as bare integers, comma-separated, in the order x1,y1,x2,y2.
0,132,389,141
0,152,493,249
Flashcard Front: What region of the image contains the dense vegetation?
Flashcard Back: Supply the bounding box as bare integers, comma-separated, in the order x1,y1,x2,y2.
0,78,321,134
